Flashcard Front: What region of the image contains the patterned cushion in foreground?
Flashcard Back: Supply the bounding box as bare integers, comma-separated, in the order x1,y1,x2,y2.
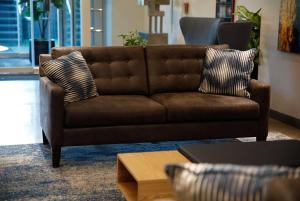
42,51,97,103
165,163,300,201
199,48,256,98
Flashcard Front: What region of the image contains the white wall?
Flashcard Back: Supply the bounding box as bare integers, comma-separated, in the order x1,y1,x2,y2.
110,0,146,45
236,0,300,119
188,0,216,17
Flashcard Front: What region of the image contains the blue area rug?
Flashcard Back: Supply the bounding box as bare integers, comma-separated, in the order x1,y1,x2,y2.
0,140,234,201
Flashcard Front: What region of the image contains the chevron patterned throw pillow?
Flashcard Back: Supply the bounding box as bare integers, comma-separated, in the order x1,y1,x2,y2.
166,163,300,201
42,51,97,103
199,48,256,98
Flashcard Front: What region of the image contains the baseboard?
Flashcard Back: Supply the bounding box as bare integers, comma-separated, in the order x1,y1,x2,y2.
270,109,300,129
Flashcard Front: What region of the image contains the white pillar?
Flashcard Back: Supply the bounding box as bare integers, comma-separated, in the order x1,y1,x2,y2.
30,0,35,66
80,0,91,46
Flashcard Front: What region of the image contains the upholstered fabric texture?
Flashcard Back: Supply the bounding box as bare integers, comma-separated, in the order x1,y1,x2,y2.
199,48,256,98
52,46,149,95
42,51,97,103
146,45,229,95
151,92,259,122
64,95,166,127
166,163,300,201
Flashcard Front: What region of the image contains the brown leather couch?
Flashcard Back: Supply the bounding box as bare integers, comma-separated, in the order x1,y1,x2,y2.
39,45,270,167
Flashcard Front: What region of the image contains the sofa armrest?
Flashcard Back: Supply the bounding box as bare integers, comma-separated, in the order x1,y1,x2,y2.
39,54,52,77
264,178,300,201
249,79,271,140
40,76,65,146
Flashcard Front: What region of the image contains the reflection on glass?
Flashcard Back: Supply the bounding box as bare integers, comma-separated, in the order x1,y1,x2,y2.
74,0,81,46
0,0,81,68
59,0,81,47
91,0,103,46
0,0,31,67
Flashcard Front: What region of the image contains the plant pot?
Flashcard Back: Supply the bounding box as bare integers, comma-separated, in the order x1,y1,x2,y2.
29,39,55,65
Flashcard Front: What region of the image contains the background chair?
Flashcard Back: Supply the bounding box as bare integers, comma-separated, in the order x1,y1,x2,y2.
180,17,221,45
217,21,252,50
217,21,258,79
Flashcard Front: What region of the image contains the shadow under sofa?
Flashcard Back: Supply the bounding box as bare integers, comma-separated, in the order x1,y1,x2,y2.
39,44,270,167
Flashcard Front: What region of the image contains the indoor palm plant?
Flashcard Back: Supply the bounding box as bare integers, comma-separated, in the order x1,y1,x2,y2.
234,6,261,79
19,0,63,64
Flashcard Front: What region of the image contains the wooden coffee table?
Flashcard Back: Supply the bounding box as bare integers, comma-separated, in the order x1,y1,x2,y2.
117,151,189,201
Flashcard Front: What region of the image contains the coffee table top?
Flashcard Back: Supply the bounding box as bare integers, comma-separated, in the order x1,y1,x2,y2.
179,140,300,167
117,150,189,183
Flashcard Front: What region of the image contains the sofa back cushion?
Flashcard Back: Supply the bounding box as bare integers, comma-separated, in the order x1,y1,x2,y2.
51,46,148,95
146,45,228,95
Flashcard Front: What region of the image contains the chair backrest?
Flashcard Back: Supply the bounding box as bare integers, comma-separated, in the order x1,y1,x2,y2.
218,21,252,50
180,17,221,45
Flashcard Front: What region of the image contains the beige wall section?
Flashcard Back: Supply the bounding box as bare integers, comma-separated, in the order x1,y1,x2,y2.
180,0,216,43
236,0,300,119
188,0,216,17
80,0,91,46
111,0,146,45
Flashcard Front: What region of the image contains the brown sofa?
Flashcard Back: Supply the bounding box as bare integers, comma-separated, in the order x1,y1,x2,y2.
39,45,270,167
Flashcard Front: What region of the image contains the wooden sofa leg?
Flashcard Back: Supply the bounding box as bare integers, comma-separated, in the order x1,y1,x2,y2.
52,146,61,168
42,130,49,145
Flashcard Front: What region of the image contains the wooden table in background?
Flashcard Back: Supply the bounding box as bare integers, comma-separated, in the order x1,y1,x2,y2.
117,151,189,201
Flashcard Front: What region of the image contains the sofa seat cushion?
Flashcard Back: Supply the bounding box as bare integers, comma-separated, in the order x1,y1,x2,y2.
65,95,166,127
151,92,259,122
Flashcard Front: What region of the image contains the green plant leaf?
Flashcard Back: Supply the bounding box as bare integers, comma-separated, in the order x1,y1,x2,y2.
118,30,148,46
52,0,63,9
234,5,262,65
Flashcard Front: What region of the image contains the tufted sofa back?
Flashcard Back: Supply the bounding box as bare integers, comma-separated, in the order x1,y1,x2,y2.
146,44,228,95
49,44,228,96
51,46,148,95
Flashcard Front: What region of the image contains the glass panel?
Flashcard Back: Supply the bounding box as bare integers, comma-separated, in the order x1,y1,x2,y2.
0,0,82,70
0,0,31,68
49,3,59,48
58,0,81,47
91,0,103,46
31,0,53,66
74,0,81,46
61,0,72,46
0,0,61,69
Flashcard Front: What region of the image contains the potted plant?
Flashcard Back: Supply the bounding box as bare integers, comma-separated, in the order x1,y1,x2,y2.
234,6,261,79
19,0,63,65
119,30,148,46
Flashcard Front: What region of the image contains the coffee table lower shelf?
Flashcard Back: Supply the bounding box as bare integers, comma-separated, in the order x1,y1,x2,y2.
117,151,189,201
118,182,137,201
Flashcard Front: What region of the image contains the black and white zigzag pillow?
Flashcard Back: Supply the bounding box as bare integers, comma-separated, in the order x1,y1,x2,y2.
42,51,97,103
199,48,256,98
166,163,300,201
